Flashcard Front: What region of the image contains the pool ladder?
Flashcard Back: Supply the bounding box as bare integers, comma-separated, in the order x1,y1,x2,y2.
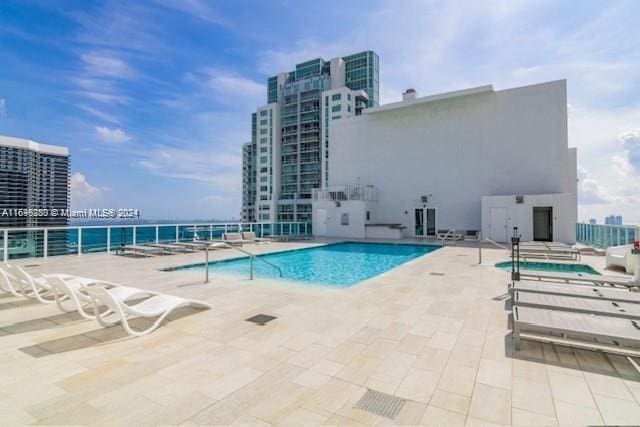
231,246,284,280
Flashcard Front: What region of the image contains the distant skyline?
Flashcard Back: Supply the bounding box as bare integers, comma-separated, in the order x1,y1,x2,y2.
1,0,639,220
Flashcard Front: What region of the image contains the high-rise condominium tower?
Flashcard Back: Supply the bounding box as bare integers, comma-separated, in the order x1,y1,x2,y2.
241,50,379,223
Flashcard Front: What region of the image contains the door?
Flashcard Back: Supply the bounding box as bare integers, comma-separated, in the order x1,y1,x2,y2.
315,209,327,236
533,207,553,241
414,208,437,237
489,208,507,242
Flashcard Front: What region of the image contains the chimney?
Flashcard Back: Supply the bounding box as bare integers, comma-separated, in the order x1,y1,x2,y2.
402,88,418,102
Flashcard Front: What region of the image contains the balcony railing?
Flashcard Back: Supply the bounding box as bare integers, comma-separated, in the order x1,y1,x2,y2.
576,223,639,249
0,222,313,262
313,185,379,202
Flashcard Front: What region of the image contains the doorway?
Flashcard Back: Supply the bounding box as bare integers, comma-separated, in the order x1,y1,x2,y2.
315,209,327,236
533,207,553,241
489,208,507,242
414,208,437,237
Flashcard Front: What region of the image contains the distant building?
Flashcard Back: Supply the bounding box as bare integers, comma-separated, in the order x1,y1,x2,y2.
0,135,70,258
588,218,597,225
241,50,379,223
605,215,623,225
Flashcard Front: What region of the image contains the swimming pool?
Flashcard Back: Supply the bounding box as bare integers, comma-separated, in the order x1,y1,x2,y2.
494,261,599,275
170,242,439,287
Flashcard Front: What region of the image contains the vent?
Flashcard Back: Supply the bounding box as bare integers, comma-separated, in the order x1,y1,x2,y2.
355,389,406,419
429,272,445,276
245,314,277,326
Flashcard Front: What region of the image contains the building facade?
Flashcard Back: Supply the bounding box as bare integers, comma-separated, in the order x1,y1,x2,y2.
0,135,70,257
241,51,379,223
313,80,578,243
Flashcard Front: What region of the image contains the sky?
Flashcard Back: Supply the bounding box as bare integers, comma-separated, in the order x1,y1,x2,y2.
0,0,639,223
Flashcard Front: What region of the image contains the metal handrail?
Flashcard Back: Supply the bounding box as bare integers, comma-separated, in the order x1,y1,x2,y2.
229,245,284,279
483,238,509,251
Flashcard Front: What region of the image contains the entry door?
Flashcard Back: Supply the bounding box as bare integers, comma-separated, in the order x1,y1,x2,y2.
489,208,507,242
533,207,553,241
315,209,327,236
414,208,437,237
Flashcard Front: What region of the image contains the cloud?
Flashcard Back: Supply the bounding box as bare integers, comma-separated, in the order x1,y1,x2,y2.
152,0,229,27
0,98,5,117
75,78,129,105
95,126,132,143
70,172,103,206
618,128,640,171
81,52,136,79
577,165,610,205
79,105,120,124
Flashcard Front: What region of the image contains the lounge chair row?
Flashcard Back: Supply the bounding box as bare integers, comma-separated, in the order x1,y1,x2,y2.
0,264,211,336
518,241,581,261
509,273,640,356
115,232,273,257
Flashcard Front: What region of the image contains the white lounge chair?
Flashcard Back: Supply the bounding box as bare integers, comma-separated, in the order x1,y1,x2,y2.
606,244,637,274
85,286,212,336
436,229,463,246
46,276,157,320
241,232,271,244
114,245,165,257
513,305,640,356
519,270,637,288
222,232,251,246
512,280,640,303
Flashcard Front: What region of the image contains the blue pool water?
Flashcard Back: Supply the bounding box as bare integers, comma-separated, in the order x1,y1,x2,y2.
494,261,600,275
172,242,439,287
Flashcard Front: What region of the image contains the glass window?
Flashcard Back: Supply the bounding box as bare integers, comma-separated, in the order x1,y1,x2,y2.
260,176,268,182
341,213,349,226
332,105,341,112
347,105,351,112
260,119,268,125
332,93,341,101
260,110,268,116
347,93,351,101
260,147,267,153
260,156,268,163
332,115,341,120
260,129,268,134
260,137,268,143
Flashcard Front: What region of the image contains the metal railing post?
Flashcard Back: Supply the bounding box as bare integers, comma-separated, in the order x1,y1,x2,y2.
250,256,254,280
205,246,210,284
107,226,111,253
43,229,48,259
3,230,8,262
478,231,482,264
156,226,159,244
175,226,179,243
78,227,82,255
133,226,137,245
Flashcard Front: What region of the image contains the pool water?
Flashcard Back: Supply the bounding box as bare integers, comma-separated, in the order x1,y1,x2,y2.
494,261,600,275
174,242,439,287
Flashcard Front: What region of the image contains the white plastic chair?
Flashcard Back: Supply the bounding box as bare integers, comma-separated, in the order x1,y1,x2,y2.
0,267,25,297
46,276,158,320
85,286,212,336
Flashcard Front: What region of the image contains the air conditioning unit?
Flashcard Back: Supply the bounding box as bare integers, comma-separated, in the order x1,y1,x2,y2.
515,195,524,204
420,195,428,203
335,201,341,207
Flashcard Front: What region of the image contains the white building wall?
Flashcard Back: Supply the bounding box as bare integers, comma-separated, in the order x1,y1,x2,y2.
313,199,376,238
327,80,576,241
481,193,576,243
255,103,280,221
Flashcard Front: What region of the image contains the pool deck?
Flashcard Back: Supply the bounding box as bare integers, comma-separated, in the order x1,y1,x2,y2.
1,239,639,426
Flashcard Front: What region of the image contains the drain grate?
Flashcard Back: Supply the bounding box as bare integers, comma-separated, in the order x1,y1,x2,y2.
245,314,277,326
23,264,40,268
429,272,445,276
354,389,405,419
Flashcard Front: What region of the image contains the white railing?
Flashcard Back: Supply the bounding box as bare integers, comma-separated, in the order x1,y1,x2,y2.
0,222,312,262
576,223,639,249
313,185,378,202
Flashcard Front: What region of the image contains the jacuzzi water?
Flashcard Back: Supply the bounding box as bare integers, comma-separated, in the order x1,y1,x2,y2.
170,242,439,287
494,260,599,275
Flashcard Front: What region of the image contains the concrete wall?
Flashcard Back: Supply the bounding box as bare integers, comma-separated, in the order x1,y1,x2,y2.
481,193,577,243
313,199,375,238
327,80,576,241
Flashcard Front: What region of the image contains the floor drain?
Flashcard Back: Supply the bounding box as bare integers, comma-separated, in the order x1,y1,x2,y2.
23,264,40,268
430,272,445,276
245,314,277,326
354,389,405,419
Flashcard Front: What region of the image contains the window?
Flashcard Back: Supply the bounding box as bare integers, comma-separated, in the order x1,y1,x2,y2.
260,195,268,200
347,93,351,101
347,105,351,113
366,211,371,221
260,110,268,116
331,93,341,101
260,137,267,144
260,119,268,125
260,129,268,135
260,176,268,182
341,213,349,226
260,156,268,163
260,213,270,220
325,97,328,106
332,115,341,120
260,167,268,173
260,186,268,191
331,105,341,112
260,147,268,153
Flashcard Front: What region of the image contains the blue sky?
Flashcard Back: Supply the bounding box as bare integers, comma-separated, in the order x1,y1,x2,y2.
1,1,639,222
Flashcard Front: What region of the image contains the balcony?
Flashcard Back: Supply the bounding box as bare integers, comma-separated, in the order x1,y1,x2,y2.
313,184,379,202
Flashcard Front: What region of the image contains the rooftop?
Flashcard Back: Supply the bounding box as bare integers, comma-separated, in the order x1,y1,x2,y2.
1,240,639,425
0,135,69,157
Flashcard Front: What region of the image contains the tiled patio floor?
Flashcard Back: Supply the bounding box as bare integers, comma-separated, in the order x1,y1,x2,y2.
1,240,639,426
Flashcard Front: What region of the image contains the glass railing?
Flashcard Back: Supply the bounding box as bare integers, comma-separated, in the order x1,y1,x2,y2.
0,222,313,261
576,223,639,249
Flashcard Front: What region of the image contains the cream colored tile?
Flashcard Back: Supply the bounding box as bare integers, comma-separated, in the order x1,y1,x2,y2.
427,332,458,351
548,371,596,408
511,408,558,427
584,372,635,401
311,358,344,376
396,333,430,355
288,343,332,368
415,346,450,373
337,355,382,384
421,405,467,427
512,376,556,418
476,358,512,390
293,370,331,389
437,363,476,397
201,367,262,400
372,351,416,379
326,341,367,365
554,401,604,426
362,338,399,359
393,400,427,425
429,389,470,415
396,368,440,403
468,383,511,425
279,407,328,426
593,393,640,425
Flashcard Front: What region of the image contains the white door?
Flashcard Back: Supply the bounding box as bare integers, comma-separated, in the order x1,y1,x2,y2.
315,209,327,236
489,208,508,242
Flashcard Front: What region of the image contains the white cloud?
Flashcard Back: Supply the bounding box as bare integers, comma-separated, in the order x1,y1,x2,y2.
0,98,5,117
577,165,611,205
79,105,120,124
618,128,640,171
70,172,103,207
81,52,136,79
95,126,132,143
